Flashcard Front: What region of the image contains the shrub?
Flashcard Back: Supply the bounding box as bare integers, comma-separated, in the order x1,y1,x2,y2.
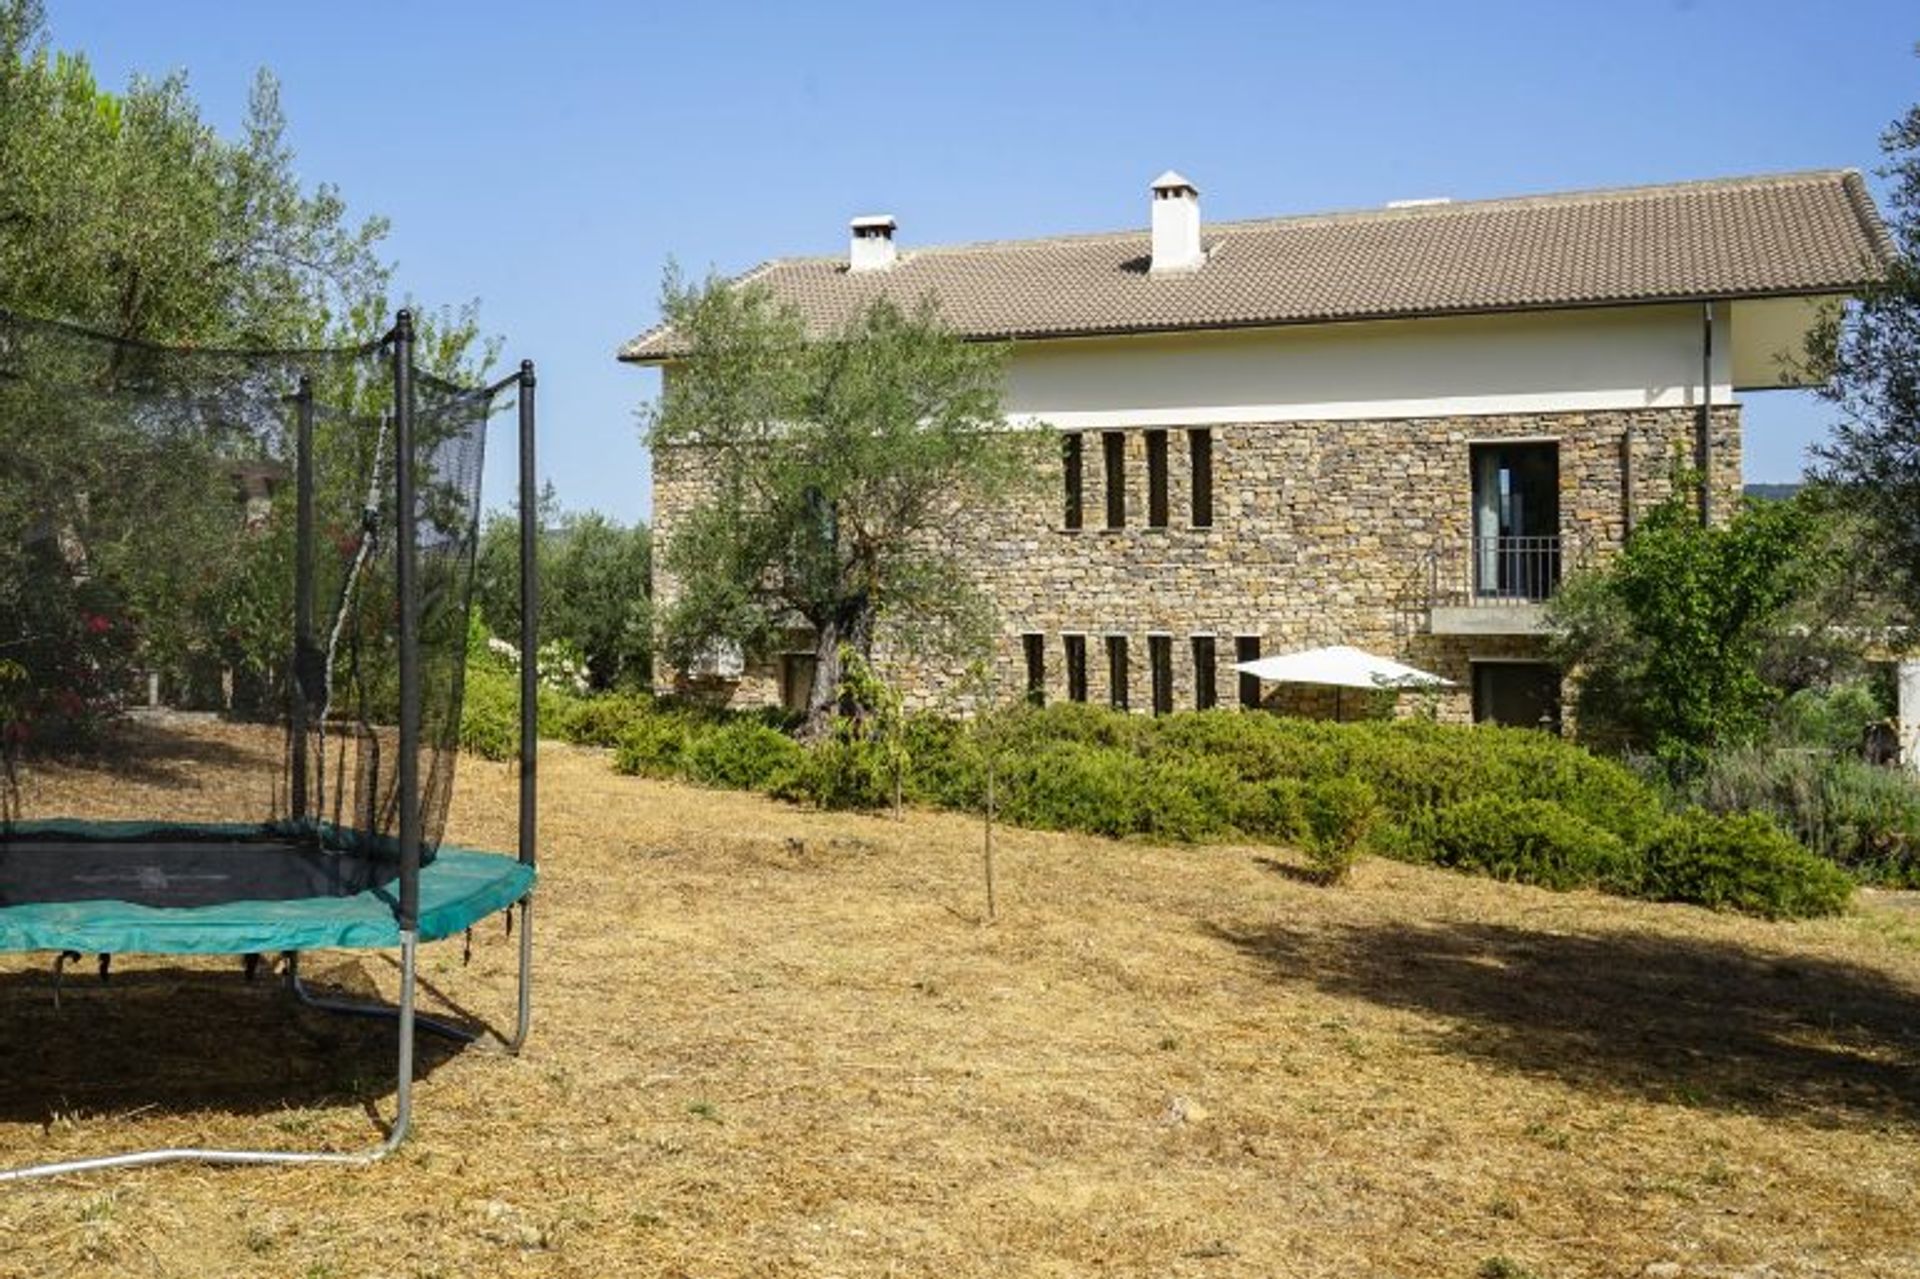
458,662,519,761
1816,759,1920,885
683,720,804,792
1640,811,1854,920
559,692,656,748
1773,682,1888,754
996,743,1146,838
901,713,985,809
1136,758,1241,843
1228,776,1308,843
1429,795,1636,892
783,735,894,810
1302,777,1378,884
612,713,692,778
1690,745,1920,885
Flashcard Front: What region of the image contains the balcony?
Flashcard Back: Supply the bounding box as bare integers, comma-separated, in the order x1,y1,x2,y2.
1426,535,1564,636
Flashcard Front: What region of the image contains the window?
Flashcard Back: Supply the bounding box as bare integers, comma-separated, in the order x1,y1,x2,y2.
1472,661,1562,732
1192,635,1217,709
1064,635,1088,703
1149,635,1173,715
1022,633,1045,706
1235,634,1262,710
1107,635,1129,710
1146,430,1169,528
1190,429,1213,528
1103,431,1126,529
1062,434,1083,531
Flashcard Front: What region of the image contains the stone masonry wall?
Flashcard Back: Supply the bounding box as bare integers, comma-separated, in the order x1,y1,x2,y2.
651,406,1742,722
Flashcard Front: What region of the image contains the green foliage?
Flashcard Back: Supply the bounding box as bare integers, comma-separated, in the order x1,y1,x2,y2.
1,9,491,736
1806,86,1920,620
994,743,1146,838
457,656,573,762
0,12,387,345
1688,744,1920,886
475,495,652,692
1227,777,1309,844
558,693,658,748
459,664,1864,921
783,735,895,810
1771,681,1888,755
643,272,1044,730
1640,811,1854,920
1302,777,1379,884
1549,489,1814,774
682,720,804,792
611,713,692,779
1429,795,1635,892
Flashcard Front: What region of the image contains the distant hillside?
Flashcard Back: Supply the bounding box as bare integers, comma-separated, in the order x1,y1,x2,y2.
1744,483,1802,503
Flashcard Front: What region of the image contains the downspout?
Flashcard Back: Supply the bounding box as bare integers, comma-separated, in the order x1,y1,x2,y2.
1698,300,1714,526
1620,426,1635,538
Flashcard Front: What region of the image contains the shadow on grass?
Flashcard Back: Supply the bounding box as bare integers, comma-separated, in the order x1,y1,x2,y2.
12,715,268,792
1209,918,1920,1126
0,957,466,1125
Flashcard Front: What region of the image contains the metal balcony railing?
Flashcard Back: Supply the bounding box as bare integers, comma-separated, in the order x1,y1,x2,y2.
1427,535,1565,610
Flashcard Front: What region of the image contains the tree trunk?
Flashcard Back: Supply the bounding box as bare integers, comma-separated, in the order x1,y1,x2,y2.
799,599,873,741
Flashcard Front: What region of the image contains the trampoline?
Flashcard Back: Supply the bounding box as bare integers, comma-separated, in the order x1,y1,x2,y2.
0,308,541,1180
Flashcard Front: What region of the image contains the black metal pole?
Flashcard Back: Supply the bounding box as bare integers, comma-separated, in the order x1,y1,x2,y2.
291,376,315,824
393,311,421,931
1699,301,1715,526
1620,425,1635,539
517,359,538,869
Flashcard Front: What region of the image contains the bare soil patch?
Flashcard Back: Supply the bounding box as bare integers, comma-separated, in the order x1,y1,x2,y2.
3,720,1919,1277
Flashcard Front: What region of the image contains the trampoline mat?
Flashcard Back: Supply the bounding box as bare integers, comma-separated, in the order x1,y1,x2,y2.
0,821,534,954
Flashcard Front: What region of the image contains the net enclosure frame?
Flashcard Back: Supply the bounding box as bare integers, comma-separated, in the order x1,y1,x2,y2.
0,309,541,1180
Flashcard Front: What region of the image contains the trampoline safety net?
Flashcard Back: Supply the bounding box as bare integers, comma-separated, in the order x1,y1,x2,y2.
0,307,496,865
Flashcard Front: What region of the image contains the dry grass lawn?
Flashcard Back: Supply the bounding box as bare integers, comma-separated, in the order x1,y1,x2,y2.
3,718,1920,1277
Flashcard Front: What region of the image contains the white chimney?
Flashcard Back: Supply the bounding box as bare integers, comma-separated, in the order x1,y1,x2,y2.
849,214,898,272
1149,171,1203,274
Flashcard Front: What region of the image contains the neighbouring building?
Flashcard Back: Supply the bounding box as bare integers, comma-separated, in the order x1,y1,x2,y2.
621,170,1893,727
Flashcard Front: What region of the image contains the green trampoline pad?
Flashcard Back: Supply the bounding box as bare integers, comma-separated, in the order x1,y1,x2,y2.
0,825,534,955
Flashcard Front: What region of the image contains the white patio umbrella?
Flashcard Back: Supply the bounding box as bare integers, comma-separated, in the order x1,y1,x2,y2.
1232,644,1455,718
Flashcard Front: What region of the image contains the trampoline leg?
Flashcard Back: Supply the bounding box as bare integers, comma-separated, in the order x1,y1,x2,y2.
0,932,421,1182
281,951,477,1045
504,893,533,1056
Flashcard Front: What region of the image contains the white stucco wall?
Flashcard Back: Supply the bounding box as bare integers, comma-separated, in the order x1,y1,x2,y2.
1002,302,1740,430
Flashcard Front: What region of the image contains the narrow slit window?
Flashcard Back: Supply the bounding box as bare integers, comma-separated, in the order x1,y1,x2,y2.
1235,634,1262,710
1103,431,1126,529
1064,635,1088,703
1192,635,1217,710
1022,633,1045,706
1190,428,1213,528
1107,635,1129,711
1062,434,1083,531
1149,635,1173,715
1146,430,1169,528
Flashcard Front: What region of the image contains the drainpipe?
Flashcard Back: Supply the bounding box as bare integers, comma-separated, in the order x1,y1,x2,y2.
1698,301,1714,526
1620,426,1635,538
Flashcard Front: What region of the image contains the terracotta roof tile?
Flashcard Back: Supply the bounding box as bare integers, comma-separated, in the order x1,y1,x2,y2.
619,170,1893,362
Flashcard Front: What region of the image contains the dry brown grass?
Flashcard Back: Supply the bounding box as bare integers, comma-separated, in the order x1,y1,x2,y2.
4,718,1920,1277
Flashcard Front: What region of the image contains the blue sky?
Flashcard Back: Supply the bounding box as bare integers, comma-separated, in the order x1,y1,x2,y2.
39,1,1920,523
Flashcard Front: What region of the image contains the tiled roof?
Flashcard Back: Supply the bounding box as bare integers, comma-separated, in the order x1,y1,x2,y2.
619,170,1893,362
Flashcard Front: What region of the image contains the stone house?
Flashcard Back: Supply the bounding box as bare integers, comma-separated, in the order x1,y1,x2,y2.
620,170,1892,727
